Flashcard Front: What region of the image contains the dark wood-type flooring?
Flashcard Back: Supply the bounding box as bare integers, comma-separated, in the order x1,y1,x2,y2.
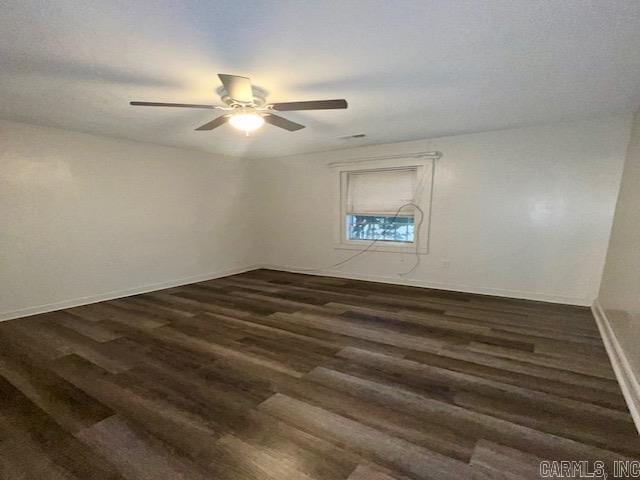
1,269,638,479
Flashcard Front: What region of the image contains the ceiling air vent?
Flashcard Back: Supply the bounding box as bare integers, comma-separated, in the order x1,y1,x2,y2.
339,133,366,140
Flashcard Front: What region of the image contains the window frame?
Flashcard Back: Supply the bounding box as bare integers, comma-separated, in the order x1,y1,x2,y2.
334,157,433,254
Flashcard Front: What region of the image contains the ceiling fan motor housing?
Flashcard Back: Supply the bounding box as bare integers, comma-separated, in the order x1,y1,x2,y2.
220,91,267,108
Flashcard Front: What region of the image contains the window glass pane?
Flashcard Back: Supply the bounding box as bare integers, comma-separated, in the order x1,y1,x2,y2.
346,214,414,243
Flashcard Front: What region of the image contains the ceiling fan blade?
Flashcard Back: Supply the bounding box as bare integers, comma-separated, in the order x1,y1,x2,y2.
269,99,348,111
195,115,230,131
218,74,254,103
264,114,305,132
130,101,215,109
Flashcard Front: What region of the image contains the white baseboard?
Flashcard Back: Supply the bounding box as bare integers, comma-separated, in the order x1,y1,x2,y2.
0,264,261,322
592,298,640,434
2,261,590,320
259,263,590,306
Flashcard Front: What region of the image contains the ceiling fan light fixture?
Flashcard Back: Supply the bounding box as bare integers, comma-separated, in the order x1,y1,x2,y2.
130,73,348,134
228,111,265,134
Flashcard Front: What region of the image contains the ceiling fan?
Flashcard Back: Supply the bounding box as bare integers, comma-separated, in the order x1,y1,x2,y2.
130,74,348,135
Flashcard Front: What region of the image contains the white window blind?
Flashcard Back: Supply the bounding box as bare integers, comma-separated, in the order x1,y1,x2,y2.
346,167,417,215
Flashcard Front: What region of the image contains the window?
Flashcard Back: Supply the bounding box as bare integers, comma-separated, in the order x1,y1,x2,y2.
345,168,418,243
346,214,414,242
335,157,433,254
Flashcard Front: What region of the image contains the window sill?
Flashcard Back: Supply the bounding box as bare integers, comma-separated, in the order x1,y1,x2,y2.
334,242,428,255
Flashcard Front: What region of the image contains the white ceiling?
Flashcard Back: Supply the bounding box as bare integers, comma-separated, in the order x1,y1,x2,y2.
1,1,640,159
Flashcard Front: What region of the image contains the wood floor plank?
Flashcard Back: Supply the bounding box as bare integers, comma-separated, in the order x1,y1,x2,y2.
335,347,631,423
469,440,552,480
0,349,113,433
259,393,472,480
0,377,125,480
303,366,636,469
51,354,225,468
273,311,445,353
215,434,319,480
77,415,213,480
348,464,401,480
31,320,137,374
0,268,636,479
110,296,197,319
274,365,473,461
48,311,123,343
467,341,616,380
431,345,625,398
228,415,360,480
0,430,79,480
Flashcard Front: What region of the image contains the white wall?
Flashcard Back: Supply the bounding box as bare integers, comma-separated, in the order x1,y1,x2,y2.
1,114,632,320
599,111,640,318
255,115,632,305
595,111,640,421
0,120,257,320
